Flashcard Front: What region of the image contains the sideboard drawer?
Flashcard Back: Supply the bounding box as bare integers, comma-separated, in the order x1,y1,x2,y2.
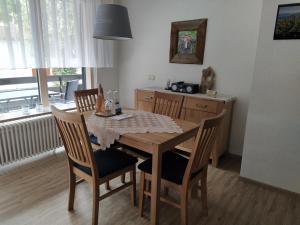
136,90,154,102
135,89,155,112
184,97,219,114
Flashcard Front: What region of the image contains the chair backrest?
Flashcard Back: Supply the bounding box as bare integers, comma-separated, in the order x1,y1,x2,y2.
74,88,98,113
65,80,79,101
51,106,97,175
152,91,184,119
183,110,225,184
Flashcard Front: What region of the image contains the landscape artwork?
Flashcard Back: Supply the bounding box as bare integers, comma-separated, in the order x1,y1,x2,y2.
274,3,300,39
177,30,197,54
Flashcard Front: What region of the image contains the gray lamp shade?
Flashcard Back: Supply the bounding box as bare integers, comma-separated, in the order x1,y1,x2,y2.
93,4,132,40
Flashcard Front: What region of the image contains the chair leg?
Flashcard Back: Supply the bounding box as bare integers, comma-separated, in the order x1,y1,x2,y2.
68,171,76,211
105,181,110,190
200,170,208,216
130,167,137,207
180,189,189,225
92,182,100,225
139,172,145,217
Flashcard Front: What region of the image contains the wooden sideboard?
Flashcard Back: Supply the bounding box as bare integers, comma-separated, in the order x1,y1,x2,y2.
135,88,235,167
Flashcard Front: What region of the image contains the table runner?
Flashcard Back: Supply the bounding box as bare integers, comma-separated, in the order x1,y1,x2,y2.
85,110,183,149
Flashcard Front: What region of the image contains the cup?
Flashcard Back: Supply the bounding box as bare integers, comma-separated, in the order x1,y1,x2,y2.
35,103,44,112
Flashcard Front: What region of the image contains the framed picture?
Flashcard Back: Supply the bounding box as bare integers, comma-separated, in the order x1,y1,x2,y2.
274,3,300,40
169,19,207,64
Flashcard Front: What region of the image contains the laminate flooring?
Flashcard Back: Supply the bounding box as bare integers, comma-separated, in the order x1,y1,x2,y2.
0,151,299,225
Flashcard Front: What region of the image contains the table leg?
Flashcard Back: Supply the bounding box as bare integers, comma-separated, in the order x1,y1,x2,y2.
150,146,162,225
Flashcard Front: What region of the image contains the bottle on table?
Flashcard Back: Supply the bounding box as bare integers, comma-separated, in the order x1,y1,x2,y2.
113,90,122,115
104,90,113,116
95,84,105,113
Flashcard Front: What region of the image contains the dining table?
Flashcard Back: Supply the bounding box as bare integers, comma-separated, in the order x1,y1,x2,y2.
85,110,199,225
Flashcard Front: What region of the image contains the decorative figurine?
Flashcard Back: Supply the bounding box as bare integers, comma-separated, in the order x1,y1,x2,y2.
200,66,215,94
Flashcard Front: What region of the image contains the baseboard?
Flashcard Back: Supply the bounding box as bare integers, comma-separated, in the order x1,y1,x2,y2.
239,176,300,197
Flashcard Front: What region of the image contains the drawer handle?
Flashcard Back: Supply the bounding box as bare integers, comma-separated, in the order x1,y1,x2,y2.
144,96,153,100
196,104,208,109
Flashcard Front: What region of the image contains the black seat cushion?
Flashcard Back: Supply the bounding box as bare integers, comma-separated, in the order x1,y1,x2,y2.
138,151,200,185
74,148,138,178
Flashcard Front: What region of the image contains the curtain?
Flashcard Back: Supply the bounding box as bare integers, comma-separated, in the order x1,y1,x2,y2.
0,0,113,69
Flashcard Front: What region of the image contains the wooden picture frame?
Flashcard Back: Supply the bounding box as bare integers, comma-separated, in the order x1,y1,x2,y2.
169,19,207,64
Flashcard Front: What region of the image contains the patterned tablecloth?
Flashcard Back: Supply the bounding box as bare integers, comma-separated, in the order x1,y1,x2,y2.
85,110,183,149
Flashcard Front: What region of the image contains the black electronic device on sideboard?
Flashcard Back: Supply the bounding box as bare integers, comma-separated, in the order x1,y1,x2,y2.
166,81,199,94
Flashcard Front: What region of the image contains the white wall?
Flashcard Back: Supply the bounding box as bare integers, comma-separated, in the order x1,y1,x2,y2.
117,0,263,155
241,0,300,193
94,41,119,92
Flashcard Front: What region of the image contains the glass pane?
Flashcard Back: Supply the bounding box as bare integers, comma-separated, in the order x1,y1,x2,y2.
0,69,39,114
47,68,84,105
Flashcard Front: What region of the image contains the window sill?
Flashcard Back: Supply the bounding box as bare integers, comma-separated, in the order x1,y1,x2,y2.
0,102,76,123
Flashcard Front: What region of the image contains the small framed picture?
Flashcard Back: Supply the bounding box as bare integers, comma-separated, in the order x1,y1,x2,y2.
274,3,300,40
169,19,207,64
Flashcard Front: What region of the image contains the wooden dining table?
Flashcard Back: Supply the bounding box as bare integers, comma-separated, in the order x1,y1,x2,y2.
116,118,199,225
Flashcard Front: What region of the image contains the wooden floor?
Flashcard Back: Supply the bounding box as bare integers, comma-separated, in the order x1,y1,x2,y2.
0,151,299,225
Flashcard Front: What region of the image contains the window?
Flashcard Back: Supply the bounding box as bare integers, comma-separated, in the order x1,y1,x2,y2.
0,69,39,113
0,0,111,121
0,68,86,119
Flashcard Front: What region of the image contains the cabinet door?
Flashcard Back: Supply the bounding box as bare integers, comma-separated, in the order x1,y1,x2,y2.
135,90,154,112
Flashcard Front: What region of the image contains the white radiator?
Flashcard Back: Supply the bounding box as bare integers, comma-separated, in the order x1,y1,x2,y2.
0,115,62,165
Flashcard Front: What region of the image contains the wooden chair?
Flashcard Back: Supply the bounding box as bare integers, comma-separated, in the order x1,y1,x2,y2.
120,92,185,160
51,106,137,225
138,111,225,225
152,91,184,119
65,80,79,102
74,88,125,190
74,88,98,113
